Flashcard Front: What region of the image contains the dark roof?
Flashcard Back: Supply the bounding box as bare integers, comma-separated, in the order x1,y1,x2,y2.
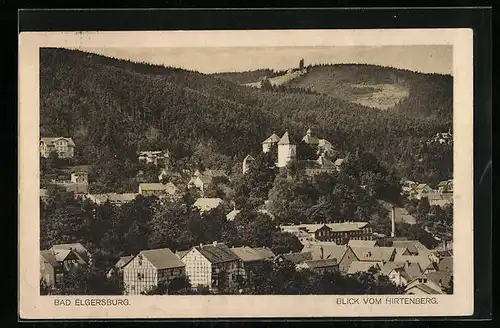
231,246,275,262
40,250,61,268
279,252,313,264
301,244,348,262
437,257,453,272
115,256,134,269
425,271,452,289
195,243,240,264
50,243,91,263
409,283,442,295
140,248,185,270
302,259,338,269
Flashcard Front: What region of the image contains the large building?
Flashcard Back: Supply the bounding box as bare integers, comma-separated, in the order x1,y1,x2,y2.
122,248,186,295
40,137,75,158
280,221,374,245
179,242,240,291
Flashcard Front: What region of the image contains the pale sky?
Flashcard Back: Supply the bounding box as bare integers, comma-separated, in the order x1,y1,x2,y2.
78,45,453,75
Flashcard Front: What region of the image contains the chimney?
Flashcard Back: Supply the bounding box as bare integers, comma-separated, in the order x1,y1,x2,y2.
199,243,203,248
391,206,396,238
213,241,218,246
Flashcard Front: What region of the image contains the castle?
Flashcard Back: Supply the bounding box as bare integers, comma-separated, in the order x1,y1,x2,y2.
243,129,344,176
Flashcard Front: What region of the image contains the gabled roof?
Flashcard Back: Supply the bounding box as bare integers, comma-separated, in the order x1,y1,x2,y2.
50,243,90,263
318,139,333,148
348,240,378,248
243,154,255,162
380,261,406,276
194,243,240,264
281,222,370,234
301,244,348,262
398,262,423,280
114,255,134,269
425,271,452,289
407,283,442,295
139,248,185,270
53,249,74,262
278,131,295,145
351,247,395,263
394,254,432,269
316,156,335,168
347,261,381,274
197,175,214,185
391,240,429,255
175,250,190,259
40,250,61,268
262,133,280,144
437,257,453,272
193,198,223,212
231,246,275,262
40,137,76,146
302,134,319,145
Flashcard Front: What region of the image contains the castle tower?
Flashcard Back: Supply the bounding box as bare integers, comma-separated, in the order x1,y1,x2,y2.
277,131,296,168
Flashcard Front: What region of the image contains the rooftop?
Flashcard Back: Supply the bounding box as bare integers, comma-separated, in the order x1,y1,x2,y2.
140,248,185,270
193,198,223,213
231,246,275,262
347,261,382,274
195,243,240,264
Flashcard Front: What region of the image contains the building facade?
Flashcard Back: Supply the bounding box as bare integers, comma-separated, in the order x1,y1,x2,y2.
122,248,186,295
180,242,240,291
40,137,75,158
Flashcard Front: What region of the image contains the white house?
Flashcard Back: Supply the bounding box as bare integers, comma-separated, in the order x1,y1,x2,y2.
261,133,280,153
40,137,75,158
180,242,240,291
122,248,185,295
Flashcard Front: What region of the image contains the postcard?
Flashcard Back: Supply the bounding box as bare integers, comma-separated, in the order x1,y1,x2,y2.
19,28,473,319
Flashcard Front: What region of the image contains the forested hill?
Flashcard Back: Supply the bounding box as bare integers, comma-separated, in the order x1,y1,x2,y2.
213,64,453,118
40,48,452,190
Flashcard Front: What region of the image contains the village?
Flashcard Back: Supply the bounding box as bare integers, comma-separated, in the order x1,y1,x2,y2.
39,129,453,296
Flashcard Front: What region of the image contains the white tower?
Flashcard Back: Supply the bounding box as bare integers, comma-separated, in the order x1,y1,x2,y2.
242,154,255,174
277,131,296,168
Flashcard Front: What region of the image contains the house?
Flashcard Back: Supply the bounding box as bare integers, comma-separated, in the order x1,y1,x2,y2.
428,250,453,263
138,150,170,166
301,244,358,273
41,245,89,288
333,158,345,171
139,182,179,198
317,139,335,157
40,188,49,204
350,246,396,264
296,259,339,274
385,262,423,286
107,255,134,278
139,182,183,200
187,175,213,193
193,197,223,213
275,251,313,265
280,221,374,245
84,193,137,205
299,156,338,176
437,179,453,193
230,246,275,279
194,169,229,180
49,243,91,265
123,248,185,295
424,192,453,207
70,171,88,184
180,242,240,291
393,254,432,271
51,180,89,194
40,250,63,288
347,261,382,275
435,256,453,273
242,154,256,175
40,137,75,158
405,271,452,295
261,133,280,153
391,240,430,256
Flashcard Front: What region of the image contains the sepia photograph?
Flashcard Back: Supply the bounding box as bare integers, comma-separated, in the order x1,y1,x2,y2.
19,29,474,319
